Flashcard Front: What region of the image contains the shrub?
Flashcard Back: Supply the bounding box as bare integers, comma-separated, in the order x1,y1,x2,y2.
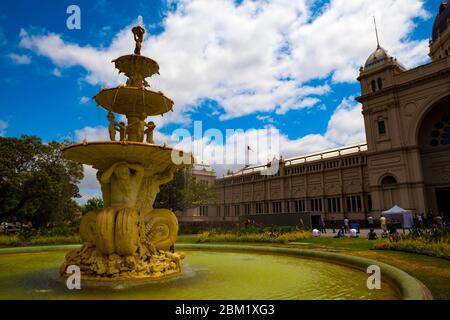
374,228,450,259
387,239,450,260
197,230,311,243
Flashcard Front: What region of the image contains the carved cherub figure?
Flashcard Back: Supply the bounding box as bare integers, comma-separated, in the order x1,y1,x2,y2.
107,112,117,141
145,121,156,144
116,122,127,141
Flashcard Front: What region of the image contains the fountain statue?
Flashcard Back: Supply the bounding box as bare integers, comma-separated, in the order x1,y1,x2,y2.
60,21,191,280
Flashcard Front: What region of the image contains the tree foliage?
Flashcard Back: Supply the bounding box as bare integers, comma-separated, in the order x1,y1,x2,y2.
154,168,216,211
0,135,84,228
81,197,104,214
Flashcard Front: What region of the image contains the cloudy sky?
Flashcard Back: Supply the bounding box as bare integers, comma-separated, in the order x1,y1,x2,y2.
0,0,437,202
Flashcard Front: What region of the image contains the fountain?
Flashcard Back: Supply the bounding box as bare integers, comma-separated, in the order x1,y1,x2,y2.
59,21,191,281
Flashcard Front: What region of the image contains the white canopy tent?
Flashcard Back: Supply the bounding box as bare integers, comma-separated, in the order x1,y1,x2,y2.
381,205,414,229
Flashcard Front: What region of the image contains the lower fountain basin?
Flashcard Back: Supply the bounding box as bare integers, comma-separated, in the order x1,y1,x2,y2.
0,244,430,300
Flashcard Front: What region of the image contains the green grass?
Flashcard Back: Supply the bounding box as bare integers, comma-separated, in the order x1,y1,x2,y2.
0,234,81,247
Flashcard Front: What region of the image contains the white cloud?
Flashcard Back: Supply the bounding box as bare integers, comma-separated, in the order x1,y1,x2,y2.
52,68,62,77
74,126,109,141
0,119,8,136
18,0,430,124
324,96,365,145
8,53,31,64
76,165,102,205
79,96,90,105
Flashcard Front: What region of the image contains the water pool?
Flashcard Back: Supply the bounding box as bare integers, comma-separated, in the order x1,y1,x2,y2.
0,249,399,300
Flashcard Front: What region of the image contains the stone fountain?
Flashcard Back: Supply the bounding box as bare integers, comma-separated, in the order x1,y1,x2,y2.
60,21,191,280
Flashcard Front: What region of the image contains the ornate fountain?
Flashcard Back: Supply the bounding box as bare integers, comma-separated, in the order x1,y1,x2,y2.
60,21,191,280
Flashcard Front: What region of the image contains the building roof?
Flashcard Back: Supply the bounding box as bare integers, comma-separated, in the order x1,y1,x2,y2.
432,1,450,41
192,163,216,173
221,142,368,178
364,46,391,69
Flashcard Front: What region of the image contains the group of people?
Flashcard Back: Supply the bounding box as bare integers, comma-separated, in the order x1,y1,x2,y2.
413,212,447,229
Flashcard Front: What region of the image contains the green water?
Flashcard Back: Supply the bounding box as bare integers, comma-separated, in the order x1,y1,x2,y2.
0,250,399,300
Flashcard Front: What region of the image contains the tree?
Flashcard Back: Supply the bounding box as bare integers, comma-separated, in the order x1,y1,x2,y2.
81,197,103,214
154,168,216,211
0,135,84,228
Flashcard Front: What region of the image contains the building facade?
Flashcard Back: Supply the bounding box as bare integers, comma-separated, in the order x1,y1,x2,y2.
177,163,217,222
201,2,450,224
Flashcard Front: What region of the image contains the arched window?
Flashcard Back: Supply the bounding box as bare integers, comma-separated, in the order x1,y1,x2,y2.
429,110,450,147
377,78,383,90
381,176,397,185
371,80,377,92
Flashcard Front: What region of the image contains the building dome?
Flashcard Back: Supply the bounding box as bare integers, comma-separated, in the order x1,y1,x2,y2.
432,1,450,41
364,46,391,69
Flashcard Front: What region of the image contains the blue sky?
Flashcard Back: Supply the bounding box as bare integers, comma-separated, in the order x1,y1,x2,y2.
0,0,439,200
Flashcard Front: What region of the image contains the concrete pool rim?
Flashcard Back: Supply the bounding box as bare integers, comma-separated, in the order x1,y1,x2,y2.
0,243,432,300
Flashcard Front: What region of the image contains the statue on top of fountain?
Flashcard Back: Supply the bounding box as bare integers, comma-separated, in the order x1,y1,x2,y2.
132,17,145,56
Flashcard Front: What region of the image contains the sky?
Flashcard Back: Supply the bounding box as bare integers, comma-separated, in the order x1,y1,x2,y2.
0,0,439,202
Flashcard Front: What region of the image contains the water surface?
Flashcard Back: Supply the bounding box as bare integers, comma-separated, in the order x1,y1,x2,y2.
0,250,399,300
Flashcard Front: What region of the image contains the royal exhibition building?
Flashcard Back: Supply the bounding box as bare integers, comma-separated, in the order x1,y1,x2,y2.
180,3,450,227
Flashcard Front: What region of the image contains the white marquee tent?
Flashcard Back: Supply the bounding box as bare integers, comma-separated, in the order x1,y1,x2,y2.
381,205,414,229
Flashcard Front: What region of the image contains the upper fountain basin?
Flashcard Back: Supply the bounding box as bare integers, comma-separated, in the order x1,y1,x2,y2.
113,54,160,79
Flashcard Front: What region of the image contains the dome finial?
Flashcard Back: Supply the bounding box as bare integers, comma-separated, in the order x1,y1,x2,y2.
373,16,380,49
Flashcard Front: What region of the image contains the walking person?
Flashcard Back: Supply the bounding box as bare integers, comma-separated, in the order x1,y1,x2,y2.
331,217,336,233
367,215,374,229
380,214,387,232
343,217,349,234
320,217,326,233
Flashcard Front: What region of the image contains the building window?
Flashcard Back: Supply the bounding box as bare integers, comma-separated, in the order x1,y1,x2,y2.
234,205,240,216
381,175,397,185
327,197,341,213
217,206,221,217
224,205,230,217
310,199,322,212
200,206,209,217
377,78,383,90
244,204,251,215
378,120,386,135
346,196,362,212
371,80,377,92
294,200,306,213
255,203,263,214
430,113,450,147
272,201,282,213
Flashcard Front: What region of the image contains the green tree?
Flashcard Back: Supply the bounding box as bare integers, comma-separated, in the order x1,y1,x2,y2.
0,135,84,228
154,168,216,211
81,197,104,214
